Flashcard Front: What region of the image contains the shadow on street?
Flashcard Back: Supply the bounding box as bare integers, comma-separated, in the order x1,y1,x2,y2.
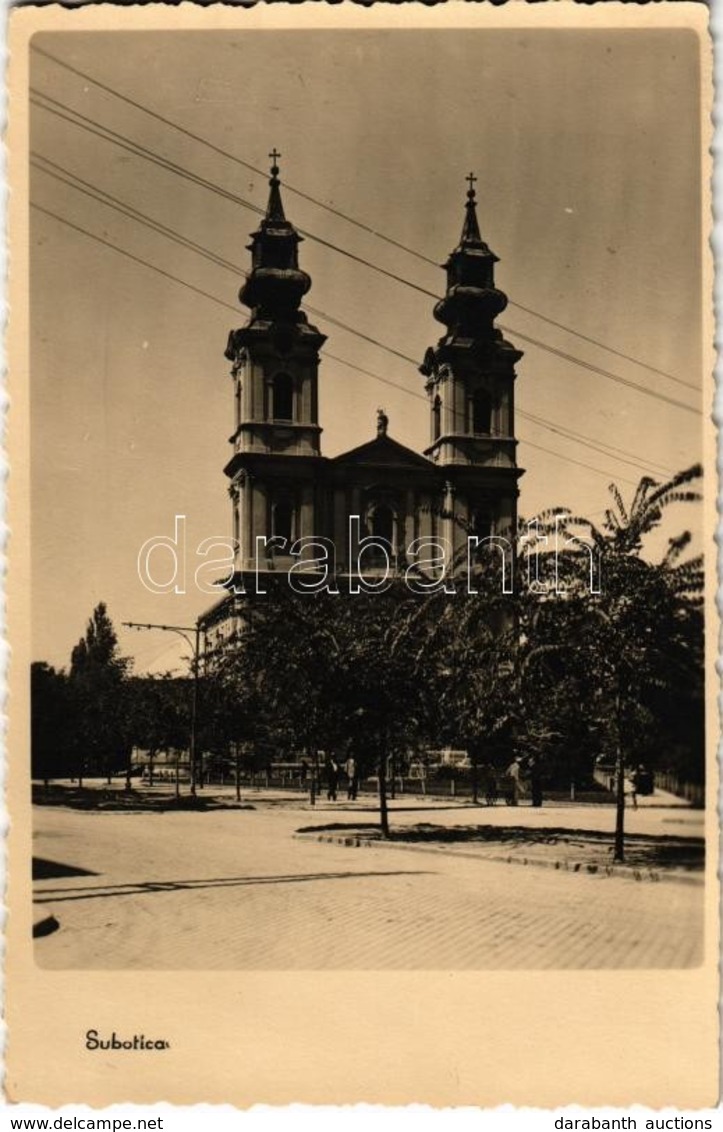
32,857,99,880
34,868,431,904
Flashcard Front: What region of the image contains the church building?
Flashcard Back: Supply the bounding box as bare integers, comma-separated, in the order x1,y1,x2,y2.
201,157,524,642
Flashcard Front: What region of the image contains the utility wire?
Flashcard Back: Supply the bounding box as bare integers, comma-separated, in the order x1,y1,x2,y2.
326,352,664,481
31,153,422,366
326,355,639,486
32,157,674,479
31,42,696,390
503,331,700,416
30,90,438,298
31,91,265,215
33,199,648,487
31,202,240,315
32,153,239,274
31,90,702,417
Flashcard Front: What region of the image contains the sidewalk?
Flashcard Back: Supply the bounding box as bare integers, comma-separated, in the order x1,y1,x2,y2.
295,823,703,884
36,780,704,887
38,779,704,841
291,792,704,882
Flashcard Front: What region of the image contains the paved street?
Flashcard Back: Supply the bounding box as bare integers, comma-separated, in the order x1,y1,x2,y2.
32,795,705,970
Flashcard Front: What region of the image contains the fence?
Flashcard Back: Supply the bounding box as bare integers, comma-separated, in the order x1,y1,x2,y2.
199,767,614,805
654,771,704,808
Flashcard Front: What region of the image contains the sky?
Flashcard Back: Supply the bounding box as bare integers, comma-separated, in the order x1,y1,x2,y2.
27,18,708,674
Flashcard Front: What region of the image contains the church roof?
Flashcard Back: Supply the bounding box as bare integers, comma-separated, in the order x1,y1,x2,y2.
331,431,437,473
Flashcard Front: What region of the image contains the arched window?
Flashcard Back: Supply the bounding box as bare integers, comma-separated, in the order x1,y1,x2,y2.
273,498,293,545
272,373,294,422
433,395,441,442
471,388,492,435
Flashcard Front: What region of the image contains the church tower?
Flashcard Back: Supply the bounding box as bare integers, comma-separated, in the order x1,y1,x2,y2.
420,174,524,559
223,153,327,578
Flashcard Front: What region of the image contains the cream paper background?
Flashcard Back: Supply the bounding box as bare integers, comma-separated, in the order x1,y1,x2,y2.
5,1,718,1108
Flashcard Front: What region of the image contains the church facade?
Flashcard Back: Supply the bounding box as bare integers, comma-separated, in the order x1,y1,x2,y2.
200,158,524,642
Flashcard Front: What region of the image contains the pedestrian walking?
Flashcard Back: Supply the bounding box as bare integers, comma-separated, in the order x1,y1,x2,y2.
345,756,358,800
506,757,523,805
528,756,543,808
629,764,648,808
624,771,637,809
326,758,339,801
631,763,652,805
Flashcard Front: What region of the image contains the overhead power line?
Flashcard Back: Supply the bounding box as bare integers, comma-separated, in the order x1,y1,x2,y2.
501,330,701,416
31,41,696,391
31,89,702,417
325,355,640,487
31,153,421,366
32,153,239,274
33,199,667,488
32,155,675,480
31,202,240,315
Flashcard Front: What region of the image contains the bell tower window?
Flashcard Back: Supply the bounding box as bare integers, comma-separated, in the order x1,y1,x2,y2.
272,373,294,422
272,497,294,545
471,388,492,435
432,395,441,442
471,508,492,540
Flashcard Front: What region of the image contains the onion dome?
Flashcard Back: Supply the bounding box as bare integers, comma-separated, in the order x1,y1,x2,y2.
239,151,312,320
433,173,508,337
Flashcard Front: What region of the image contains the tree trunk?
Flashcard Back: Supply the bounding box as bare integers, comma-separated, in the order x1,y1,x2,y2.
613,691,625,863
234,741,241,803
310,748,318,806
378,748,390,839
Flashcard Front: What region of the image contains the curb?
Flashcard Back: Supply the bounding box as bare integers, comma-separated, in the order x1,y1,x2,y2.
294,831,704,886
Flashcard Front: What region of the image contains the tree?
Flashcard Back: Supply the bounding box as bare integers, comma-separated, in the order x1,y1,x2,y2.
326,586,439,836
209,581,439,836
524,465,703,860
68,603,131,784
428,579,519,801
208,585,347,802
125,674,190,791
31,662,71,784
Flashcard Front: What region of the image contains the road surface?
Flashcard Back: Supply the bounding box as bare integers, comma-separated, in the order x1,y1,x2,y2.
32,799,705,969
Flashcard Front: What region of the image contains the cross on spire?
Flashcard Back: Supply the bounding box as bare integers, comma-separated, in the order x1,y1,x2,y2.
265,147,285,220
460,171,482,245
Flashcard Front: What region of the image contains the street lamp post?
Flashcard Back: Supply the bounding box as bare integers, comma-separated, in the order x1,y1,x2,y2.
123,620,202,797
